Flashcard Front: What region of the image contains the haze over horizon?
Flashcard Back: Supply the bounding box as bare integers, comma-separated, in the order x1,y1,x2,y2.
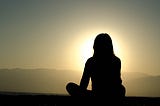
0,68,160,97
0,0,160,96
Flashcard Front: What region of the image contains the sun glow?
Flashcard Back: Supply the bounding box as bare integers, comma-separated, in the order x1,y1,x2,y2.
113,41,120,57
80,37,94,64
79,35,121,64
73,30,128,71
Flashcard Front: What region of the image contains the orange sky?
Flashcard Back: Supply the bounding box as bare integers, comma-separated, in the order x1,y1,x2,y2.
0,0,160,76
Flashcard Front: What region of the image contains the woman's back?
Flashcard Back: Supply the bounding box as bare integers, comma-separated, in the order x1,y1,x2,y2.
86,55,123,96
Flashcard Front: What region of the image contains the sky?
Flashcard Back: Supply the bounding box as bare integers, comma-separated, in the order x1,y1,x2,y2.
0,0,160,95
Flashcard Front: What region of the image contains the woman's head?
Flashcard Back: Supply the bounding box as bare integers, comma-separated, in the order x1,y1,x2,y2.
93,33,114,57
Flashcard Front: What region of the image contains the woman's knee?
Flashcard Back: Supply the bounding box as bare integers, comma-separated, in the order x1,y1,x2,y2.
66,82,80,96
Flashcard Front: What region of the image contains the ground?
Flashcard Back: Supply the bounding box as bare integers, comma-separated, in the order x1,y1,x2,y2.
0,92,160,106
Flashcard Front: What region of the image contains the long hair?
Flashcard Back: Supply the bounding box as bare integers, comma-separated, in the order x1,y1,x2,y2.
93,33,114,59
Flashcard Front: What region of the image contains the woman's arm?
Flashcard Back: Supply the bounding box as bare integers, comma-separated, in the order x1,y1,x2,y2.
80,58,92,89
114,56,122,84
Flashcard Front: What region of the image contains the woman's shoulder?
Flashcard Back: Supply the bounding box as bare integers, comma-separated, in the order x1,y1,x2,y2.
85,57,95,65
86,57,94,62
113,55,121,63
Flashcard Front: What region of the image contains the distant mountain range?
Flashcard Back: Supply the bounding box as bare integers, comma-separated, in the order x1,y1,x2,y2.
0,68,82,95
0,68,160,97
122,72,160,97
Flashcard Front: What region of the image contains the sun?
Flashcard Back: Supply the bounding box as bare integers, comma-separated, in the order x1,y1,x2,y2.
74,31,125,71
113,41,120,57
79,36,120,64
80,37,94,64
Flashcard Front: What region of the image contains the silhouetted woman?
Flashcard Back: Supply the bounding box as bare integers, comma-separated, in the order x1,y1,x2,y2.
66,33,125,98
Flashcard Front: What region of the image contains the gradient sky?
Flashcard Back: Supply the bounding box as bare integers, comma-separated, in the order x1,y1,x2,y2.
1,0,160,76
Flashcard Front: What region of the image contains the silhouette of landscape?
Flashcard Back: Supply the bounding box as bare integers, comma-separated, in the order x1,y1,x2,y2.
0,68,160,97
0,91,160,106
1,0,160,105
0,68,160,105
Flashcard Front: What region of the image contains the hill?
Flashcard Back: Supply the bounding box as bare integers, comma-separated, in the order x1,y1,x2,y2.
0,68,160,97
122,72,160,97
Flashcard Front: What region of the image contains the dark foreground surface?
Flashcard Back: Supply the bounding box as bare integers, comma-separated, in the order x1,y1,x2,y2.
0,92,160,106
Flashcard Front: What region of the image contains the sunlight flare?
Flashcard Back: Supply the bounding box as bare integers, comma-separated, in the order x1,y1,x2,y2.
80,37,94,64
